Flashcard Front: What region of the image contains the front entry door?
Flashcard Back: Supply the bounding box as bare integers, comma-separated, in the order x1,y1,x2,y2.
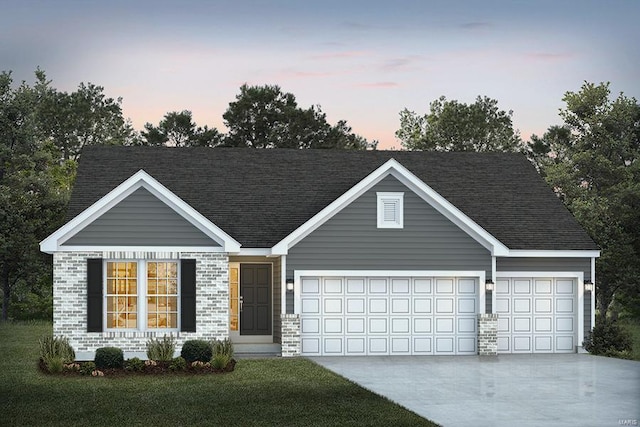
240,264,272,335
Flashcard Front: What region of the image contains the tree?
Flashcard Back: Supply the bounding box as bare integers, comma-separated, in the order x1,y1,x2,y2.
530,82,640,318
39,82,135,160
140,110,223,147
396,95,522,152
0,70,69,320
222,84,375,149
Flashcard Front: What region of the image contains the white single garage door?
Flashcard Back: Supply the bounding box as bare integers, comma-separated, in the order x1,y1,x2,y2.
299,276,478,356
495,277,577,353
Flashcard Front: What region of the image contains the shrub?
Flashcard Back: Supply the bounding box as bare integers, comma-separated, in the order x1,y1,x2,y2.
45,356,64,374
39,335,75,365
79,362,96,375
583,319,633,357
212,338,234,359
211,353,230,370
125,357,145,372
169,356,187,371
94,347,124,369
146,334,176,361
181,340,212,363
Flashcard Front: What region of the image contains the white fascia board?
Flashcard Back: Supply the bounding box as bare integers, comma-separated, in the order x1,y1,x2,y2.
40,169,241,254
294,269,486,278
236,248,273,256
273,158,508,256
56,246,226,253
506,250,601,258
495,271,584,278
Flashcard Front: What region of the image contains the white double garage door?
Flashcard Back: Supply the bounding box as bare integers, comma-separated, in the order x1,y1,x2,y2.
299,274,577,356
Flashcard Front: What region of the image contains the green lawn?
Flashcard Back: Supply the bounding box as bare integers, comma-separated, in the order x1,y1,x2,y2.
0,322,437,427
620,320,640,361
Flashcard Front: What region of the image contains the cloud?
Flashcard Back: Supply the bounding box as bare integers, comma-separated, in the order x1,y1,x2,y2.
460,22,492,30
309,51,369,60
380,56,424,72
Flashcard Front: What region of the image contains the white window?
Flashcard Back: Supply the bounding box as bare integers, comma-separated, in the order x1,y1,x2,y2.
105,260,179,331
377,192,404,228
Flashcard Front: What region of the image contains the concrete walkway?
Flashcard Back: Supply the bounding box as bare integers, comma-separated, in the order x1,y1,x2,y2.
311,354,640,427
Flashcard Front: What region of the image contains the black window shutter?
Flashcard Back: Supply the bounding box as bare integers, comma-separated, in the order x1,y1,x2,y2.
87,258,103,332
181,259,197,332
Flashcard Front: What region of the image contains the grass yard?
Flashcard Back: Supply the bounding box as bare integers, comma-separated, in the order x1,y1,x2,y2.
0,322,437,427
620,319,640,361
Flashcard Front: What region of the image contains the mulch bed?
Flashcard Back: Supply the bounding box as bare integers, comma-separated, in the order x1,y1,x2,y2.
39,359,236,376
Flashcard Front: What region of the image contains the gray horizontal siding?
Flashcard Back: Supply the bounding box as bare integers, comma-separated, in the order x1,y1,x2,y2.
63,187,219,247
496,257,591,280
287,174,491,277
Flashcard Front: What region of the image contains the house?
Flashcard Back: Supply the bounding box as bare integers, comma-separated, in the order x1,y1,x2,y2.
41,147,599,360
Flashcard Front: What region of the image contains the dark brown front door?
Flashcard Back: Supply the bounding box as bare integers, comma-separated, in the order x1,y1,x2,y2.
240,264,272,335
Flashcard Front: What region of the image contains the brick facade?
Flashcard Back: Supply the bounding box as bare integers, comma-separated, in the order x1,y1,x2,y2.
280,314,300,357
53,251,228,360
477,313,499,356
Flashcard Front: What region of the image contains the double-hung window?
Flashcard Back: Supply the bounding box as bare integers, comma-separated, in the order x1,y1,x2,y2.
105,260,179,331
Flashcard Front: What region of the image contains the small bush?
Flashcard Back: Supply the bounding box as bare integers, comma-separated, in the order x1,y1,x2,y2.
212,338,234,359
181,340,212,363
583,319,633,357
146,334,176,361
211,353,230,370
79,362,96,375
124,357,145,372
169,356,187,371
94,347,124,369
39,335,75,364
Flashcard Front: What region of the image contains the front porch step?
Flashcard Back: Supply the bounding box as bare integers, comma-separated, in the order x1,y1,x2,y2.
234,343,281,358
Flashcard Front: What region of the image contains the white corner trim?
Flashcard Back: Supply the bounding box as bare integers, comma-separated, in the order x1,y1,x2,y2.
272,158,509,256
40,169,241,254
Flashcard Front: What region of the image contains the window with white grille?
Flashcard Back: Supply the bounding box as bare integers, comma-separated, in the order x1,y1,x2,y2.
377,192,404,228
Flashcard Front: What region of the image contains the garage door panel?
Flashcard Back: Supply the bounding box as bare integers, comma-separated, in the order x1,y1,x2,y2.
436,298,454,314
346,317,365,333
458,317,476,333
324,318,343,334
324,278,343,293
346,298,365,314
391,298,410,314
436,317,454,333
369,298,387,314
391,318,410,333
324,338,343,354
458,298,476,313
346,338,365,354
324,298,342,314
458,337,477,354
300,275,478,356
498,277,577,354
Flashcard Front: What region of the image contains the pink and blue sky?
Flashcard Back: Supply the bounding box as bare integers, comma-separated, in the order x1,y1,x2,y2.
2,0,638,149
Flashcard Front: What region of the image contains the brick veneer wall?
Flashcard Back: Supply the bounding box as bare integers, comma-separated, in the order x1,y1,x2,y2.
53,251,229,360
280,314,300,357
477,313,499,356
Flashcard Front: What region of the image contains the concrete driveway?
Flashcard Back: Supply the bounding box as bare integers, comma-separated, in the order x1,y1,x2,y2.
311,354,640,427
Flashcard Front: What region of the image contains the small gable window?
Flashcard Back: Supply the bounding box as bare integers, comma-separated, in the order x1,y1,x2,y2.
377,192,404,229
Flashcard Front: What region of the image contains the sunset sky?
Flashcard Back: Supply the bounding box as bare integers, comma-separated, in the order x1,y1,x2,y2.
2,0,638,149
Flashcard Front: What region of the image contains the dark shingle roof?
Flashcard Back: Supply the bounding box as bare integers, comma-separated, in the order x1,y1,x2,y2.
68,146,598,250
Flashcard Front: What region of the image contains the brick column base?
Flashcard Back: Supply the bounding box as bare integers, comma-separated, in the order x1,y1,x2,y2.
478,314,499,356
281,314,300,357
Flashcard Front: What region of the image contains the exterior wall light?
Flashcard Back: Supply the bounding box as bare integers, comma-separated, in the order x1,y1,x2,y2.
485,279,495,292
286,279,294,292
584,280,594,292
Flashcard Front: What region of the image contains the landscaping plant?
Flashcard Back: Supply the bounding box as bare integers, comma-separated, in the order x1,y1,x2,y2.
583,318,633,358
146,334,175,361
180,339,212,363
94,347,124,369
38,335,75,373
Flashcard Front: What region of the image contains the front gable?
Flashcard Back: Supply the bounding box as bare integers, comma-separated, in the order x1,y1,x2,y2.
41,169,241,253
273,158,509,256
